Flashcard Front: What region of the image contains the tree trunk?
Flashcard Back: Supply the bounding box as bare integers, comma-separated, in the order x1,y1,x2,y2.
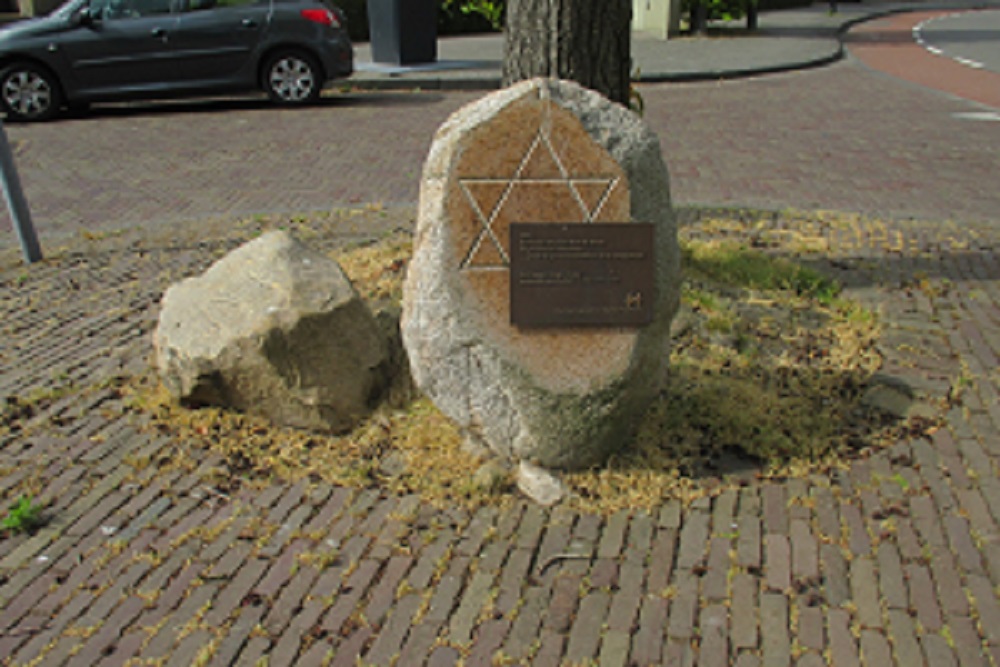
501,0,632,108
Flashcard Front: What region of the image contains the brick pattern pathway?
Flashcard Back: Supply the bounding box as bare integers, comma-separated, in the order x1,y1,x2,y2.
1,208,998,666
1,59,999,250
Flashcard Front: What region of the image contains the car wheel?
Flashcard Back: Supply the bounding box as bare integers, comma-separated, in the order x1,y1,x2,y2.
0,62,61,122
263,51,322,105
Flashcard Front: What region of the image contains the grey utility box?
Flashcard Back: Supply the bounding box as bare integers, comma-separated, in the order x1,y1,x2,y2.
367,0,438,65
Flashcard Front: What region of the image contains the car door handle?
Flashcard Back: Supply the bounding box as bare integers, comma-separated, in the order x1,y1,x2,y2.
241,18,257,27
151,27,167,37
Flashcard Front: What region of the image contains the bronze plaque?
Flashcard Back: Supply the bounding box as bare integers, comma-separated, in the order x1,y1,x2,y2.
510,223,655,328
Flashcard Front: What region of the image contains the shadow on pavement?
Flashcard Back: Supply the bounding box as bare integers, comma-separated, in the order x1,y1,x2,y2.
55,90,449,122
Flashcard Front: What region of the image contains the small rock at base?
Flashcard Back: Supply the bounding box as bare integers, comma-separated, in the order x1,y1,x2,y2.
517,461,566,506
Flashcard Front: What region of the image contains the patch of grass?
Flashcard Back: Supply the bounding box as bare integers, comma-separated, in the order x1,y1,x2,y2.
684,239,840,304
2,495,45,535
129,213,934,514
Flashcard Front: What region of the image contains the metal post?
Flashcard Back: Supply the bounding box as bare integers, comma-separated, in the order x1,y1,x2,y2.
0,119,42,264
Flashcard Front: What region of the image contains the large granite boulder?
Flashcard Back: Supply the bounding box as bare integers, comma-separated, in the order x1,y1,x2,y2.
401,78,681,474
154,231,390,432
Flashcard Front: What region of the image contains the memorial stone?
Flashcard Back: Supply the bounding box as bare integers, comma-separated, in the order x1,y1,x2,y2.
402,78,681,500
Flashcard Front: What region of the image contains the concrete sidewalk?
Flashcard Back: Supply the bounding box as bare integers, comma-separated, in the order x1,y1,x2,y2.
349,0,1000,90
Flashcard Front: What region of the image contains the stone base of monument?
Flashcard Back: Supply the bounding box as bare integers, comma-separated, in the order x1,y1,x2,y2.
154,231,392,433
402,78,681,504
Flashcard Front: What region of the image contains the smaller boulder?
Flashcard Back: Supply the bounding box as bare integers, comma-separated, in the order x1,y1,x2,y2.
517,461,567,506
154,231,390,432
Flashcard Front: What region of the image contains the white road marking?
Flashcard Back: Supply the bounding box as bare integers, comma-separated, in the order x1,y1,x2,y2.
914,14,991,71
952,111,1000,121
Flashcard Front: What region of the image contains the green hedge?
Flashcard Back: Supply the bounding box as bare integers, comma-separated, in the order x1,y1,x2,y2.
338,0,497,42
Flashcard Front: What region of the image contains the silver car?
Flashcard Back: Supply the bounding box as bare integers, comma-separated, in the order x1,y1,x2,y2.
0,0,353,121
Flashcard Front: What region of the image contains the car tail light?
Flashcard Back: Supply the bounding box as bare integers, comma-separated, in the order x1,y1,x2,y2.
301,8,340,27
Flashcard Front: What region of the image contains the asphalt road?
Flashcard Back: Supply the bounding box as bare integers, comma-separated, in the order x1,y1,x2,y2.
915,9,1000,75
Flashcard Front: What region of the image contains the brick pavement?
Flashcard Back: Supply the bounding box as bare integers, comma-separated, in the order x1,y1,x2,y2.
0,205,999,666
1,57,999,249
0,28,999,667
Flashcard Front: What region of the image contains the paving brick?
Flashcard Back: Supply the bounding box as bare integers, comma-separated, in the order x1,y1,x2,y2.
905,562,943,632
966,574,1000,645
329,628,372,667
790,519,819,583
515,504,546,551
253,538,311,600
797,602,824,652
828,608,860,667
565,590,610,663
598,510,630,560
876,543,908,610
630,594,667,666
423,556,469,625
796,653,825,667
607,562,644,632
920,633,958,667
320,559,381,635
502,585,546,661
703,536,731,601
737,515,763,571
760,592,791,667
841,502,872,557
858,629,893,667
886,609,925,667
712,490,738,535
361,593,421,666
659,500,682,529
426,645,461,667
495,548,531,617
667,575,698,640
663,637,695,667
820,543,850,607
532,630,566,667
463,618,510,667
955,488,1000,544
395,622,441,667
598,629,631,667
944,514,985,576
894,517,924,563
850,557,883,629
731,573,759,650
543,574,582,634
456,506,496,558
910,494,947,548
406,528,456,589
929,545,970,617
676,510,710,571
624,511,654,565
765,534,791,592
359,554,413,630
763,485,788,536
534,512,572,584
699,604,729,667
448,570,494,644
947,612,991,667
264,565,322,636
646,528,676,594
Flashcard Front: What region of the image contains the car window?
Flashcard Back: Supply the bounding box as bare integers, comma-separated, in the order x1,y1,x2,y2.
184,0,265,10
92,0,175,19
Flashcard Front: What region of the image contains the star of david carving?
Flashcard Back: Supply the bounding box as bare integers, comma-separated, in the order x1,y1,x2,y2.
458,128,621,270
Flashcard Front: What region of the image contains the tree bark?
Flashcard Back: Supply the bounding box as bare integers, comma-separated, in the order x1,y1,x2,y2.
501,0,632,107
